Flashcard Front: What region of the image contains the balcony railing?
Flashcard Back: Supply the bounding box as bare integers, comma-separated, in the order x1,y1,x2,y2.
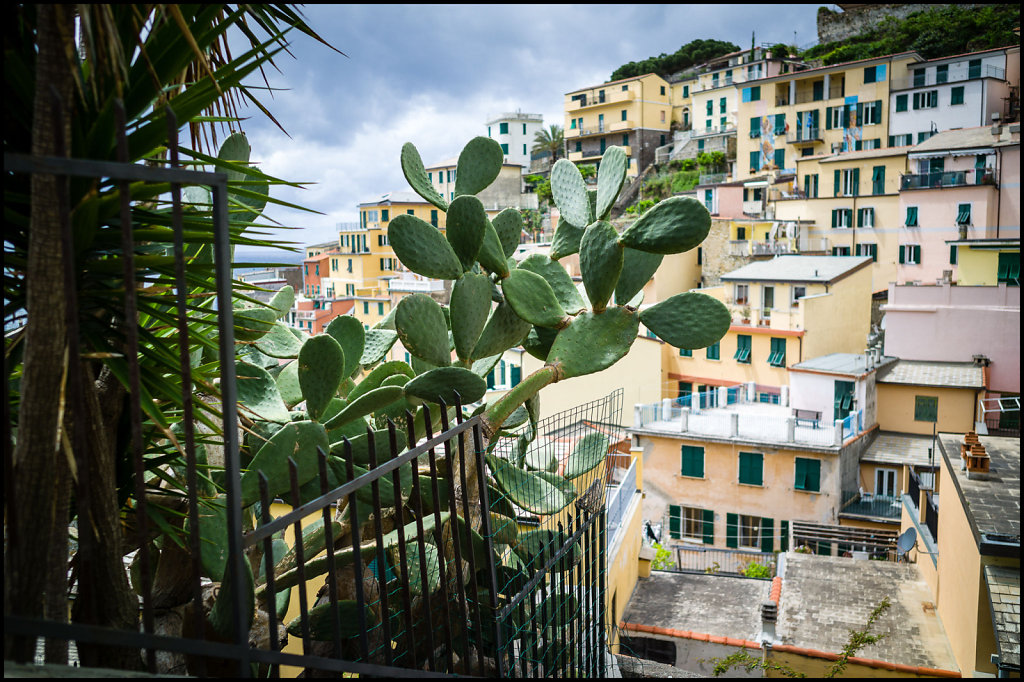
606,456,638,545
692,124,736,137
900,169,997,190
890,64,1006,90
786,128,822,144
388,276,445,293
788,84,845,105
840,490,903,520
698,172,727,185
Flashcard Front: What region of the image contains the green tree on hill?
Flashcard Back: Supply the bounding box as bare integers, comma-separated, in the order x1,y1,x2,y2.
611,38,740,81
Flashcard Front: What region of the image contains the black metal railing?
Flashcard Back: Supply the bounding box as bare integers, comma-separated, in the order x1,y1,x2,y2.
672,546,775,578
924,492,939,543
5,99,614,677
900,169,997,190
908,469,922,507
840,490,903,520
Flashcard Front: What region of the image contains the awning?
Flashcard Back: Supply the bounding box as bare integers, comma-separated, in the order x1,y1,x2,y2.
743,180,769,188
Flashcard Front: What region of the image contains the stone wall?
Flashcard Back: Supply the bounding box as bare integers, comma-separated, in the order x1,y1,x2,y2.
699,218,753,288
816,4,959,45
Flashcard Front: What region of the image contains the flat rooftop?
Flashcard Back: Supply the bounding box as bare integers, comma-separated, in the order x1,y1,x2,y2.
720,255,872,285
793,352,897,377
862,432,941,468
778,553,958,672
939,433,1020,543
622,571,769,642
876,360,985,389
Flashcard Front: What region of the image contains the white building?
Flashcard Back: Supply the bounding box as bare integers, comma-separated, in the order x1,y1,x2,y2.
486,110,544,170
887,46,1020,147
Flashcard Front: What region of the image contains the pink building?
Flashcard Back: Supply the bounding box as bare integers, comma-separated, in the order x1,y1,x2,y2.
896,124,1020,284
293,299,354,336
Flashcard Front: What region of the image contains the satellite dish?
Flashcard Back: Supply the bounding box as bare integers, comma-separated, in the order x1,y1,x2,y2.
896,527,917,561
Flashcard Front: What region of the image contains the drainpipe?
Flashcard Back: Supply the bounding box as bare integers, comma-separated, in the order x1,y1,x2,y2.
995,145,1002,238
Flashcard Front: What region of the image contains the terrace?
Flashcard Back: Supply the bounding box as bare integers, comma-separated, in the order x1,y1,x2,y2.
632,386,864,449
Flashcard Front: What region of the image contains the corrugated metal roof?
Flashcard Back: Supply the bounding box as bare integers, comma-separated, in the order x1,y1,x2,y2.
876,360,985,388
720,255,872,283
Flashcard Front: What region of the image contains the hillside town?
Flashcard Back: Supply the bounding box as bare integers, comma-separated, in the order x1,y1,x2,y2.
5,3,1019,679
233,7,1021,679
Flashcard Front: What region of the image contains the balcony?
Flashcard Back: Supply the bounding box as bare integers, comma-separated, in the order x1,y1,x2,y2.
789,84,845,105
698,172,727,185
742,199,765,216
786,128,822,144
840,490,902,520
566,89,636,110
608,119,636,132
890,65,1005,91
900,169,997,190
692,124,736,138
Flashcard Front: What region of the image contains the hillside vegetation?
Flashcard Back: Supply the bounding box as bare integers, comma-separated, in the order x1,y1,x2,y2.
611,38,740,82
808,4,1020,65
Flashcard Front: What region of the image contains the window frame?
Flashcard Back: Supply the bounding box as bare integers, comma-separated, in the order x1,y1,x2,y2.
738,515,762,549
905,206,919,227
734,334,751,363
706,341,720,361
794,457,821,493
768,337,786,367
680,445,705,478
738,451,763,486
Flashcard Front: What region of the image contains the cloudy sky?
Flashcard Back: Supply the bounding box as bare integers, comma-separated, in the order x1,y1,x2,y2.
235,4,823,258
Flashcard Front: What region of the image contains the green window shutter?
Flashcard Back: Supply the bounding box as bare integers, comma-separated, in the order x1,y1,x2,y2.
486,370,495,389
834,169,841,196
780,520,789,552
750,117,760,138
795,457,806,489
951,86,964,105
851,168,860,196
681,445,704,478
914,245,922,263
679,348,692,357
831,209,837,228
702,509,714,544
750,151,760,171
898,245,905,264
905,206,917,227
669,505,681,539
950,245,957,265
956,204,971,225
761,518,774,553
873,166,885,194
381,209,389,221
805,459,820,492
726,513,738,548
739,452,763,486
510,364,521,386
774,149,785,169
896,94,907,112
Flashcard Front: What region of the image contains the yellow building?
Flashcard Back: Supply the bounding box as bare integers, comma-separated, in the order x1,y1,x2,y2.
665,255,873,399
425,159,538,217
734,52,921,181
900,433,1019,677
773,147,910,293
953,238,1021,286
564,73,672,178
875,360,986,436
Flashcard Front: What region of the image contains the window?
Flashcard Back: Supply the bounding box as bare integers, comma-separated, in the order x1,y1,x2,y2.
794,458,821,492
622,134,629,146
706,341,720,360
406,209,414,216
832,246,851,256
741,86,761,102
734,283,749,305
834,380,855,420
968,59,981,79
499,122,509,135
680,445,704,478
570,119,576,129
431,209,439,227
738,452,763,486
669,505,712,543
864,65,878,83
913,69,925,87
660,85,666,96
682,85,689,98
720,97,727,114
734,335,751,363
835,168,859,196
956,203,971,226
935,65,948,84
522,123,527,135
857,207,875,228
773,149,785,169
720,116,727,129
600,138,606,153
950,244,958,265
791,286,806,305
762,285,774,317
500,143,509,154
826,105,844,130
831,208,853,228
913,91,938,109
749,116,761,138
523,144,527,155
621,109,627,121
905,206,919,227
378,302,385,315
871,166,885,195
951,86,965,105
768,338,786,367
679,347,692,357
803,173,819,198
363,302,370,315
706,100,713,115
997,252,1020,285
895,94,908,112
914,396,938,422
749,151,760,172
381,209,389,222
889,133,913,147
737,224,746,238
861,100,881,125
856,243,878,262
899,244,921,265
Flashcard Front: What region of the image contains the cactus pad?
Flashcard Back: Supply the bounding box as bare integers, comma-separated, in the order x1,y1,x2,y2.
236,361,291,423
618,195,711,254
476,218,510,278
216,133,269,225
404,366,487,405
269,285,294,319
388,214,464,280
395,293,451,367
614,248,664,306
454,136,504,197
524,440,559,472
450,273,492,361
535,471,578,509
254,321,303,359
240,420,329,507
550,159,590,228
346,360,415,404
638,291,732,349
579,221,625,312
587,188,598,224
287,600,370,640
321,385,405,431
401,141,448,210
275,359,303,408
360,328,399,366
500,269,568,329
471,301,532,360
521,325,558,362
233,306,277,342
492,208,523,258
549,217,585,260
513,529,581,572
297,334,346,421
486,455,566,515
564,432,609,479
445,194,488,271
325,315,366,379
596,146,628,221
517,254,586,314
546,307,639,379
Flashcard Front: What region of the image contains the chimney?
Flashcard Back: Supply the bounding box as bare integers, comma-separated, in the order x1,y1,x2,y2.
966,442,991,479
760,600,778,644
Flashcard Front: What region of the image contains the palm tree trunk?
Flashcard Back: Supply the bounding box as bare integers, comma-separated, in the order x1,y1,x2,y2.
4,3,73,664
